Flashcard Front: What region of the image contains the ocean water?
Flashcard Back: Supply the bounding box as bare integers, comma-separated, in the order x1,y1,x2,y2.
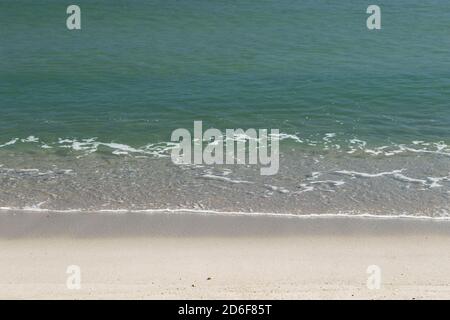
1,0,450,216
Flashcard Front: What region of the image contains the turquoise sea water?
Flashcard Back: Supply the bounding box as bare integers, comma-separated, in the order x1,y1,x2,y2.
1,1,449,215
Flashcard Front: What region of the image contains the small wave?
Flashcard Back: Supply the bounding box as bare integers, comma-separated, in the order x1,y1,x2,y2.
272,133,303,143
335,169,450,189
21,136,39,143
0,206,450,221
1,135,449,160
294,180,345,194
0,138,18,148
335,169,405,178
295,171,345,193
57,138,178,157
200,168,253,184
200,174,253,184
309,180,345,187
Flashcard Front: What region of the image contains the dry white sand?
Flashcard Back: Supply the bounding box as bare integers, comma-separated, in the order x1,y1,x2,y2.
0,212,449,299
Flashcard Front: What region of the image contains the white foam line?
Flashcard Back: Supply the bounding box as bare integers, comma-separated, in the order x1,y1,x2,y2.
0,206,450,221
273,133,304,143
400,146,450,157
392,173,427,185
335,169,405,178
309,180,345,186
0,138,19,148
21,136,39,143
335,169,450,188
200,174,253,184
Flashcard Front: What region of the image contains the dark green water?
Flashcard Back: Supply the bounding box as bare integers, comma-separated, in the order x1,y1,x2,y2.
2,0,450,146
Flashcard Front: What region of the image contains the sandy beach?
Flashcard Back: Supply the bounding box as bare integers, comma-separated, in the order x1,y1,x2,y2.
0,212,449,299
3,0,450,303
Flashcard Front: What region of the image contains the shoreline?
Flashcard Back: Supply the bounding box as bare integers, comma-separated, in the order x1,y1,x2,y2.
1,211,450,238
0,212,449,299
2,206,450,220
